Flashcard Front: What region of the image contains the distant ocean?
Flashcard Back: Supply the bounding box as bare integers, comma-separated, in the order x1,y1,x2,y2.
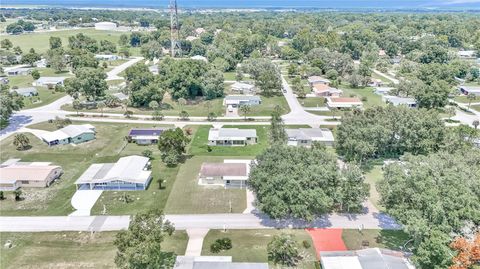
2,0,480,10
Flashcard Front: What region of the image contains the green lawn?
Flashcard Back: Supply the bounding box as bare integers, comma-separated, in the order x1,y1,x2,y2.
339,84,385,108
363,165,385,211
249,95,290,116
165,156,247,214
201,229,318,269
22,88,67,109
471,104,480,112
453,95,478,103
297,97,326,107
342,229,410,251
189,125,270,156
0,231,188,269
0,121,175,216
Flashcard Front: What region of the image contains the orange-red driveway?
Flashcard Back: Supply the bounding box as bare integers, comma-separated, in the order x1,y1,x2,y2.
306,228,347,257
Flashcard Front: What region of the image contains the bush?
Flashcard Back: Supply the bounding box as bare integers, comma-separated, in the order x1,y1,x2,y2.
142,149,153,158
210,237,232,253
361,96,368,102
0,191,4,200
302,240,311,249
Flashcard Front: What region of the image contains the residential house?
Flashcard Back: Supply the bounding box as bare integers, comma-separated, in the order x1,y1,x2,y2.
208,128,257,146
368,79,384,87
198,160,251,188
0,159,63,191
35,58,47,68
312,84,342,97
374,87,394,95
224,95,261,108
40,124,96,146
128,128,169,145
33,77,67,88
148,65,159,75
194,27,206,36
382,95,417,108
95,54,120,61
286,128,335,147
231,82,256,94
174,256,268,269
378,49,387,56
326,97,363,109
94,21,117,30
308,76,331,86
75,155,152,191
458,50,476,59
186,36,198,42
191,55,208,62
320,248,415,269
6,67,32,76
113,92,129,101
10,87,38,97
459,86,480,96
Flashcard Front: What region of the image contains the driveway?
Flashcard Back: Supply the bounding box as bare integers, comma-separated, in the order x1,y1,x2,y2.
107,57,144,81
225,106,239,117
306,228,347,257
69,190,103,216
185,229,210,256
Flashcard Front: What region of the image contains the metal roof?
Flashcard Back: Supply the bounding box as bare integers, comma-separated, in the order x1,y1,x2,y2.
200,163,248,177
286,128,334,142
320,248,415,269
224,95,261,101
128,128,167,137
208,128,257,141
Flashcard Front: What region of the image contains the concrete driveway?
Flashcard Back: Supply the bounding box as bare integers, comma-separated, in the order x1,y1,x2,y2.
69,190,103,216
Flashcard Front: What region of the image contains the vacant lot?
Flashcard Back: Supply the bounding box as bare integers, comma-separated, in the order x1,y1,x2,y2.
0,231,188,269
297,97,326,107
363,165,385,211
0,121,175,216
339,84,385,108
164,156,247,214
201,229,318,269
342,229,410,251
189,125,270,156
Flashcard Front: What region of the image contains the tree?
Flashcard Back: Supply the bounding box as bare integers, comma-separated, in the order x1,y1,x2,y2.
467,93,477,110
49,36,62,49
473,120,479,130
21,48,41,66
141,40,163,60
13,133,30,150
179,110,189,120
201,69,224,100
65,68,108,101
239,104,251,121
0,85,24,128
414,80,451,109
236,68,244,81
97,101,106,117
446,107,456,120
72,99,81,115
13,189,22,201
207,112,217,122
1,39,13,50
267,233,302,267
46,48,68,72
148,100,159,110
31,69,40,80
152,110,164,121
242,58,282,96
142,149,153,158
270,108,287,143
13,46,22,55
158,128,190,165
114,210,176,269
291,77,307,98
449,232,480,269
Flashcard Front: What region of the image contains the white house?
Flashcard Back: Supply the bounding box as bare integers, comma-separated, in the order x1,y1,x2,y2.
174,256,268,269
308,76,331,86
75,155,152,191
198,159,251,188
326,97,363,108
94,22,117,30
224,95,261,107
33,77,67,88
382,95,417,108
374,87,394,95
286,128,335,147
6,67,32,76
320,248,415,269
40,124,96,146
190,55,208,62
231,82,256,94
10,87,38,97
95,54,120,61
208,128,257,146
458,50,476,59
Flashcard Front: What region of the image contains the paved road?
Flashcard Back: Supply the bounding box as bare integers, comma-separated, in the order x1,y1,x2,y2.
106,57,144,80
452,101,480,127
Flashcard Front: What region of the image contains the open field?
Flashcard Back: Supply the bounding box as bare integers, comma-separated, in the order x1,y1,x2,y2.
363,165,385,211
189,125,270,156
297,97,326,107
164,156,247,214
0,121,175,216
0,231,188,269
201,229,318,269
342,229,410,251
22,88,67,109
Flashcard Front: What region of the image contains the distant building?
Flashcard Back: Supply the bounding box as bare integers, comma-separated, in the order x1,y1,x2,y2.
457,50,476,59
312,84,342,97
35,58,47,68
40,124,96,146
94,22,117,31
326,97,363,109
127,128,169,145
194,27,206,36
33,77,67,88
10,87,38,97
320,248,415,269
112,92,128,101
148,65,159,75
378,49,387,56
224,95,261,108
231,82,256,94
368,79,384,87
198,160,251,188
208,128,257,146
0,159,63,190
95,54,120,61
186,36,198,42
382,95,417,108
308,76,331,86
374,87,394,95
6,67,32,76
75,156,152,191
190,55,208,62
286,128,335,147
174,256,268,269
459,86,480,96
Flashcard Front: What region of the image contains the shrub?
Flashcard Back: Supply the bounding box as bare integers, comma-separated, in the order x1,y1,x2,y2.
210,237,232,253
302,240,311,249
142,149,153,158
0,191,4,200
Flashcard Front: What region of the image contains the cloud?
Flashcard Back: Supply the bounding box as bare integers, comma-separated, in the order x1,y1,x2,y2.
442,0,480,4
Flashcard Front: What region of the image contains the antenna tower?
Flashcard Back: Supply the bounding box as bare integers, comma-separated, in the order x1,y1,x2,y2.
170,0,181,57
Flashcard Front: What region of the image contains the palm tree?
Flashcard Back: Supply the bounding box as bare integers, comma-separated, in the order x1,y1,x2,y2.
13,133,30,151
97,101,106,117
239,104,251,121
72,99,81,115
467,93,476,110
473,119,479,130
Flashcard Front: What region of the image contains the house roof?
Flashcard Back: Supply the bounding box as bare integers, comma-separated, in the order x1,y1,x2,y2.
40,124,95,142
286,128,334,142
35,77,67,84
328,97,362,104
75,155,151,185
113,92,129,100
320,248,414,269
191,55,208,62
460,86,480,93
128,128,167,137
11,87,37,95
224,95,261,102
383,96,416,106
174,256,268,269
200,163,248,177
0,164,61,183
313,84,342,94
308,76,330,84
231,82,255,90
208,128,257,141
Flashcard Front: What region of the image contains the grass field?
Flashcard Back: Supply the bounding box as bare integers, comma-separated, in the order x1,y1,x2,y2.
297,97,326,107
0,121,175,216
164,156,247,214
201,229,318,269
342,229,410,251
339,84,385,108
471,104,480,112
189,125,270,156
453,95,478,103
21,88,67,109
363,165,385,211
0,231,188,269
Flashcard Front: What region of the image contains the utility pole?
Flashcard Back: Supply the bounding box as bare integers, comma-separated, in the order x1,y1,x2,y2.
169,0,181,57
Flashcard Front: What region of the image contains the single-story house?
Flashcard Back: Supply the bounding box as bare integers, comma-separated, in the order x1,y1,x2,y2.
128,128,169,145
194,27,206,36
368,79,384,87
33,77,67,88
174,256,268,269
35,58,47,68
374,87,394,95
40,124,96,146
95,54,120,61
75,155,152,191
113,92,129,101
320,248,415,269
231,82,256,94
0,159,63,191
191,55,208,62
312,84,342,97
382,95,417,108
186,36,198,42
6,67,32,76
286,128,334,147
95,21,117,30
459,86,480,96
308,76,331,86
208,128,257,146
326,97,363,109
224,95,261,107
148,65,159,75
10,87,38,97
198,159,251,188
458,50,476,59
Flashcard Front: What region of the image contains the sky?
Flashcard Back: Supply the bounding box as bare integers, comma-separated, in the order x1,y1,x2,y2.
2,0,480,9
